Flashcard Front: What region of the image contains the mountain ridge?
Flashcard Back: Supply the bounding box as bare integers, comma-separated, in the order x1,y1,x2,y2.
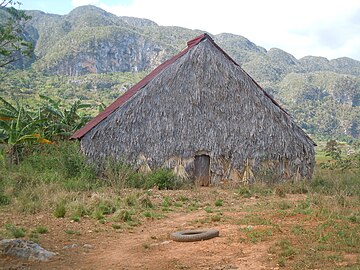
21,5,360,78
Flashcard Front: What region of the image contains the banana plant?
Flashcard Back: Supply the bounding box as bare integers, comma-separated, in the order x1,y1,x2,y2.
0,97,46,164
39,95,92,140
0,96,94,163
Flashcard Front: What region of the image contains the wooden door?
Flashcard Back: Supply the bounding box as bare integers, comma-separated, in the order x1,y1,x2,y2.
194,155,210,186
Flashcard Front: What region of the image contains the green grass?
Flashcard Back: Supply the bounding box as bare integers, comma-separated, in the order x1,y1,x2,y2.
112,223,122,230
214,199,223,207
54,202,66,218
142,211,164,219
240,226,274,244
34,226,48,234
4,223,26,238
111,209,133,222
64,230,80,235
237,214,274,226
71,215,81,222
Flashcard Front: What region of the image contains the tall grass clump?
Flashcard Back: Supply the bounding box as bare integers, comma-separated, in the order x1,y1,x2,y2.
102,159,141,190
102,159,183,190
309,168,360,197
3,141,98,191
0,141,101,213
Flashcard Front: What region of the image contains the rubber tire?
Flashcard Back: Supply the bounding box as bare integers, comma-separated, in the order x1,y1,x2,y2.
170,229,219,242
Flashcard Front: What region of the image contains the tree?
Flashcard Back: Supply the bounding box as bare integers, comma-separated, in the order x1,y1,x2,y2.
0,0,33,68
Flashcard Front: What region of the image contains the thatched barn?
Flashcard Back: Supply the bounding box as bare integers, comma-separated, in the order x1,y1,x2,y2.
71,33,316,185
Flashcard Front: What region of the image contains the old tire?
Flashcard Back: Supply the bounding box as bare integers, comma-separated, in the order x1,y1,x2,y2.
170,229,219,242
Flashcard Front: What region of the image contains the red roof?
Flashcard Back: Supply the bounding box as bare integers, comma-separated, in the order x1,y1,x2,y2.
71,33,286,139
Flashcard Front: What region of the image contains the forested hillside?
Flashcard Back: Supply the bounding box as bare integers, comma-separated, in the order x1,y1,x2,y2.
2,5,360,140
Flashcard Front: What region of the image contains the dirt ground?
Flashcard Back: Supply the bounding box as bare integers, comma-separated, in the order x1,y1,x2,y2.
1,212,275,270
0,189,357,269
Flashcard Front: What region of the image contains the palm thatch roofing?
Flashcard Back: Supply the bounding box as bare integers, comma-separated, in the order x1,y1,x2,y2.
71,33,316,184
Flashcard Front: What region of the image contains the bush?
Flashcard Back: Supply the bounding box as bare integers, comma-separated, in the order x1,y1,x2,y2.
143,169,179,190
102,160,182,190
3,141,98,189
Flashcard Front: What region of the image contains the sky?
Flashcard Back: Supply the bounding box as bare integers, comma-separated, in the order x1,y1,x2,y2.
19,0,360,61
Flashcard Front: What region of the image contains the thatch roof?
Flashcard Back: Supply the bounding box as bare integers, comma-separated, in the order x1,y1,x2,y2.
72,33,316,183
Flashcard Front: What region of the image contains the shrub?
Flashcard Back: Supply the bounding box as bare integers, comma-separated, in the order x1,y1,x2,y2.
102,159,139,189
144,169,179,190
3,142,98,192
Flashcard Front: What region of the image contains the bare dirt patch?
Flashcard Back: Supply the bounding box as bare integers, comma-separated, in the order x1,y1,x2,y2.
0,188,359,269
1,212,274,270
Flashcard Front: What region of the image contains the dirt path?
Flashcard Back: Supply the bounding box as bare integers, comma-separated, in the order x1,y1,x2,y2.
2,191,311,269
2,189,359,269
1,209,278,270
47,211,275,269
81,212,268,269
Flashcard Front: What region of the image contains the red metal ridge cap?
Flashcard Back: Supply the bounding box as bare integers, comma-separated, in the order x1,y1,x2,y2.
187,33,213,47
70,33,210,140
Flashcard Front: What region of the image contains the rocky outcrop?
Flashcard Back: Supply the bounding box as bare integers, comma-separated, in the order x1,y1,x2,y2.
0,239,56,261
39,34,172,76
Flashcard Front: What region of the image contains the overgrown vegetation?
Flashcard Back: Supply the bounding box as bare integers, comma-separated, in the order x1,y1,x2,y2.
0,95,95,164
0,70,147,104
0,141,185,213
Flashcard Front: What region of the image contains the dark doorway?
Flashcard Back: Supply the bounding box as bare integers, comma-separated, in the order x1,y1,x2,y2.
194,155,210,186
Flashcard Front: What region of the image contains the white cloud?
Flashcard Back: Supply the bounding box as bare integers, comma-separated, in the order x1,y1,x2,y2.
81,0,360,60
